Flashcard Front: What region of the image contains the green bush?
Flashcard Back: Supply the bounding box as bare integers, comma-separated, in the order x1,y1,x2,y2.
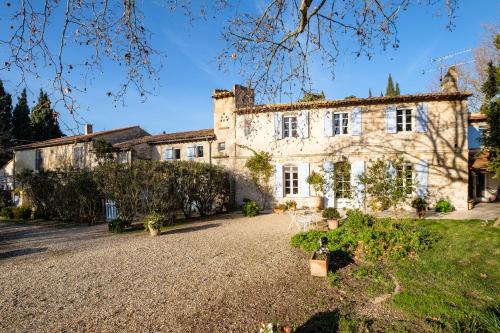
0,206,31,220
0,206,14,219
0,189,12,208
435,199,454,213
143,213,162,231
322,208,340,220
291,211,438,261
242,200,259,217
108,218,130,233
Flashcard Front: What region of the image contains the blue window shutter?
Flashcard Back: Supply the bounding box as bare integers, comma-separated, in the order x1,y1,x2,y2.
351,107,362,136
386,105,397,133
323,161,334,208
187,145,195,161
165,148,173,161
274,112,283,139
298,111,309,138
275,163,283,198
324,110,333,137
416,159,429,198
416,103,428,132
299,163,310,197
351,160,365,208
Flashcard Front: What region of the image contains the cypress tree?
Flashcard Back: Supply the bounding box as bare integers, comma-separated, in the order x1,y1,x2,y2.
12,88,32,144
0,80,13,166
395,82,401,96
385,74,396,96
368,88,372,98
31,90,63,141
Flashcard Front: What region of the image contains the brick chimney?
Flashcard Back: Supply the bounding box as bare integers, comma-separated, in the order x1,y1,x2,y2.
84,124,93,135
441,66,459,93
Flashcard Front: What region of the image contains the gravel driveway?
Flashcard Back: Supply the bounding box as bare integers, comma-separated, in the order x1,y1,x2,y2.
0,214,338,332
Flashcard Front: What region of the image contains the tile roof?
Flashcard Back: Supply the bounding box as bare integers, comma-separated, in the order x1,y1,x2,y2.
468,113,487,123
235,92,472,114
114,129,215,148
14,126,142,150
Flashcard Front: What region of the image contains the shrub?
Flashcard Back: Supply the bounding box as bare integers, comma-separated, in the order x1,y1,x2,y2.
242,200,259,217
291,211,438,261
0,206,14,219
411,197,428,210
435,199,454,213
306,171,324,196
108,218,130,233
285,200,297,210
13,206,32,220
143,213,162,231
322,208,340,220
0,189,12,208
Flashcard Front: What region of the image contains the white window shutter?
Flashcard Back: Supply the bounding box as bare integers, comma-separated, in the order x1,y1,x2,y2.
416,103,428,132
323,161,334,208
415,159,429,198
275,163,283,198
274,112,283,139
298,111,309,138
165,148,173,161
351,107,362,136
324,110,333,137
386,105,397,133
299,162,310,197
351,160,365,208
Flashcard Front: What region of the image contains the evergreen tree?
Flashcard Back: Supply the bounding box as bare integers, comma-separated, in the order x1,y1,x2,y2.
31,90,63,141
0,80,13,166
395,82,401,96
12,89,32,144
385,74,396,96
368,88,372,98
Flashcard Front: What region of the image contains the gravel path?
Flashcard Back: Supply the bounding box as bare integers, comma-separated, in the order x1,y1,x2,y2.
0,214,338,332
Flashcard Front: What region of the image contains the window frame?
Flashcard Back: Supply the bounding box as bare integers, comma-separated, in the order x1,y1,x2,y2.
333,112,349,135
218,142,226,152
196,145,204,158
173,149,181,160
35,149,43,172
396,108,413,132
73,146,85,169
396,162,414,194
334,161,351,199
283,165,299,196
282,115,298,138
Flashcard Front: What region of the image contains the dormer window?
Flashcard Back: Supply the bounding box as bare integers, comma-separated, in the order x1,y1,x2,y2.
283,116,298,138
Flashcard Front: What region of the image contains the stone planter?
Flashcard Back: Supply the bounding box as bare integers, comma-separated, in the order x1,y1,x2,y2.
148,226,160,236
309,196,323,210
327,219,339,230
310,251,329,277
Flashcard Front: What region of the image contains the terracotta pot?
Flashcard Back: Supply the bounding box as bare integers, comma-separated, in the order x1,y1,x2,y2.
468,200,474,210
273,208,285,214
309,196,323,210
310,251,329,277
327,219,339,230
149,226,160,236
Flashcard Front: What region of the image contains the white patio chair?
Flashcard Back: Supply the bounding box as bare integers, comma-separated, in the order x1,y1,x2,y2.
287,210,314,232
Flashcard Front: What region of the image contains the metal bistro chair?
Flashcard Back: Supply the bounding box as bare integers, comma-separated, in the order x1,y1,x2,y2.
287,209,314,232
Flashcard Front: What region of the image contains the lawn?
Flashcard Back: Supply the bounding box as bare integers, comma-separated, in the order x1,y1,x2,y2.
391,219,499,332
292,216,500,332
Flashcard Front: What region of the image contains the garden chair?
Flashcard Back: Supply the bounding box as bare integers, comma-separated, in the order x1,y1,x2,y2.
287,210,314,232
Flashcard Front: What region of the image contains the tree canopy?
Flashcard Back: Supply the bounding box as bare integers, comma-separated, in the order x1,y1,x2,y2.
0,80,13,166
31,90,64,141
12,89,32,144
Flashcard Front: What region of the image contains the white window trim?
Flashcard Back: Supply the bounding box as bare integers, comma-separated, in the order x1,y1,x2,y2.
332,112,350,135
283,165,299,197
282,115,298,138
396,108,414,133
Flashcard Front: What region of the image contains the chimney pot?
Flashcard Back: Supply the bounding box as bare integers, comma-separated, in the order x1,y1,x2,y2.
84,124,93,135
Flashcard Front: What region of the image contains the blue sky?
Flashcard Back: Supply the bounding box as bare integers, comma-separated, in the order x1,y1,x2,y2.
1,1,498,136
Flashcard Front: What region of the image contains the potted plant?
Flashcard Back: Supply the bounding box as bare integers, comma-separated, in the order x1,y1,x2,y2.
273,203,287,214
411,197,428,219
144,213,162,236
306,171,325,209
285,200,297,211
322,207,341,229
310,237,329,277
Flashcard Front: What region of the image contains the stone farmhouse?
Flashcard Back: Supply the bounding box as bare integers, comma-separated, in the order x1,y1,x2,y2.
3,68,489,211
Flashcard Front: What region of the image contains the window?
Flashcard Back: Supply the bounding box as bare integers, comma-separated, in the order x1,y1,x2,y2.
174,149,181,160
396,163,413,194
284,165,299,196
35,150,43,172
196,145,204,158
283,116,298,138
334,162,351,199
333,112,349,135
73,146,84,168
396,109,412,132
218,142,226,152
